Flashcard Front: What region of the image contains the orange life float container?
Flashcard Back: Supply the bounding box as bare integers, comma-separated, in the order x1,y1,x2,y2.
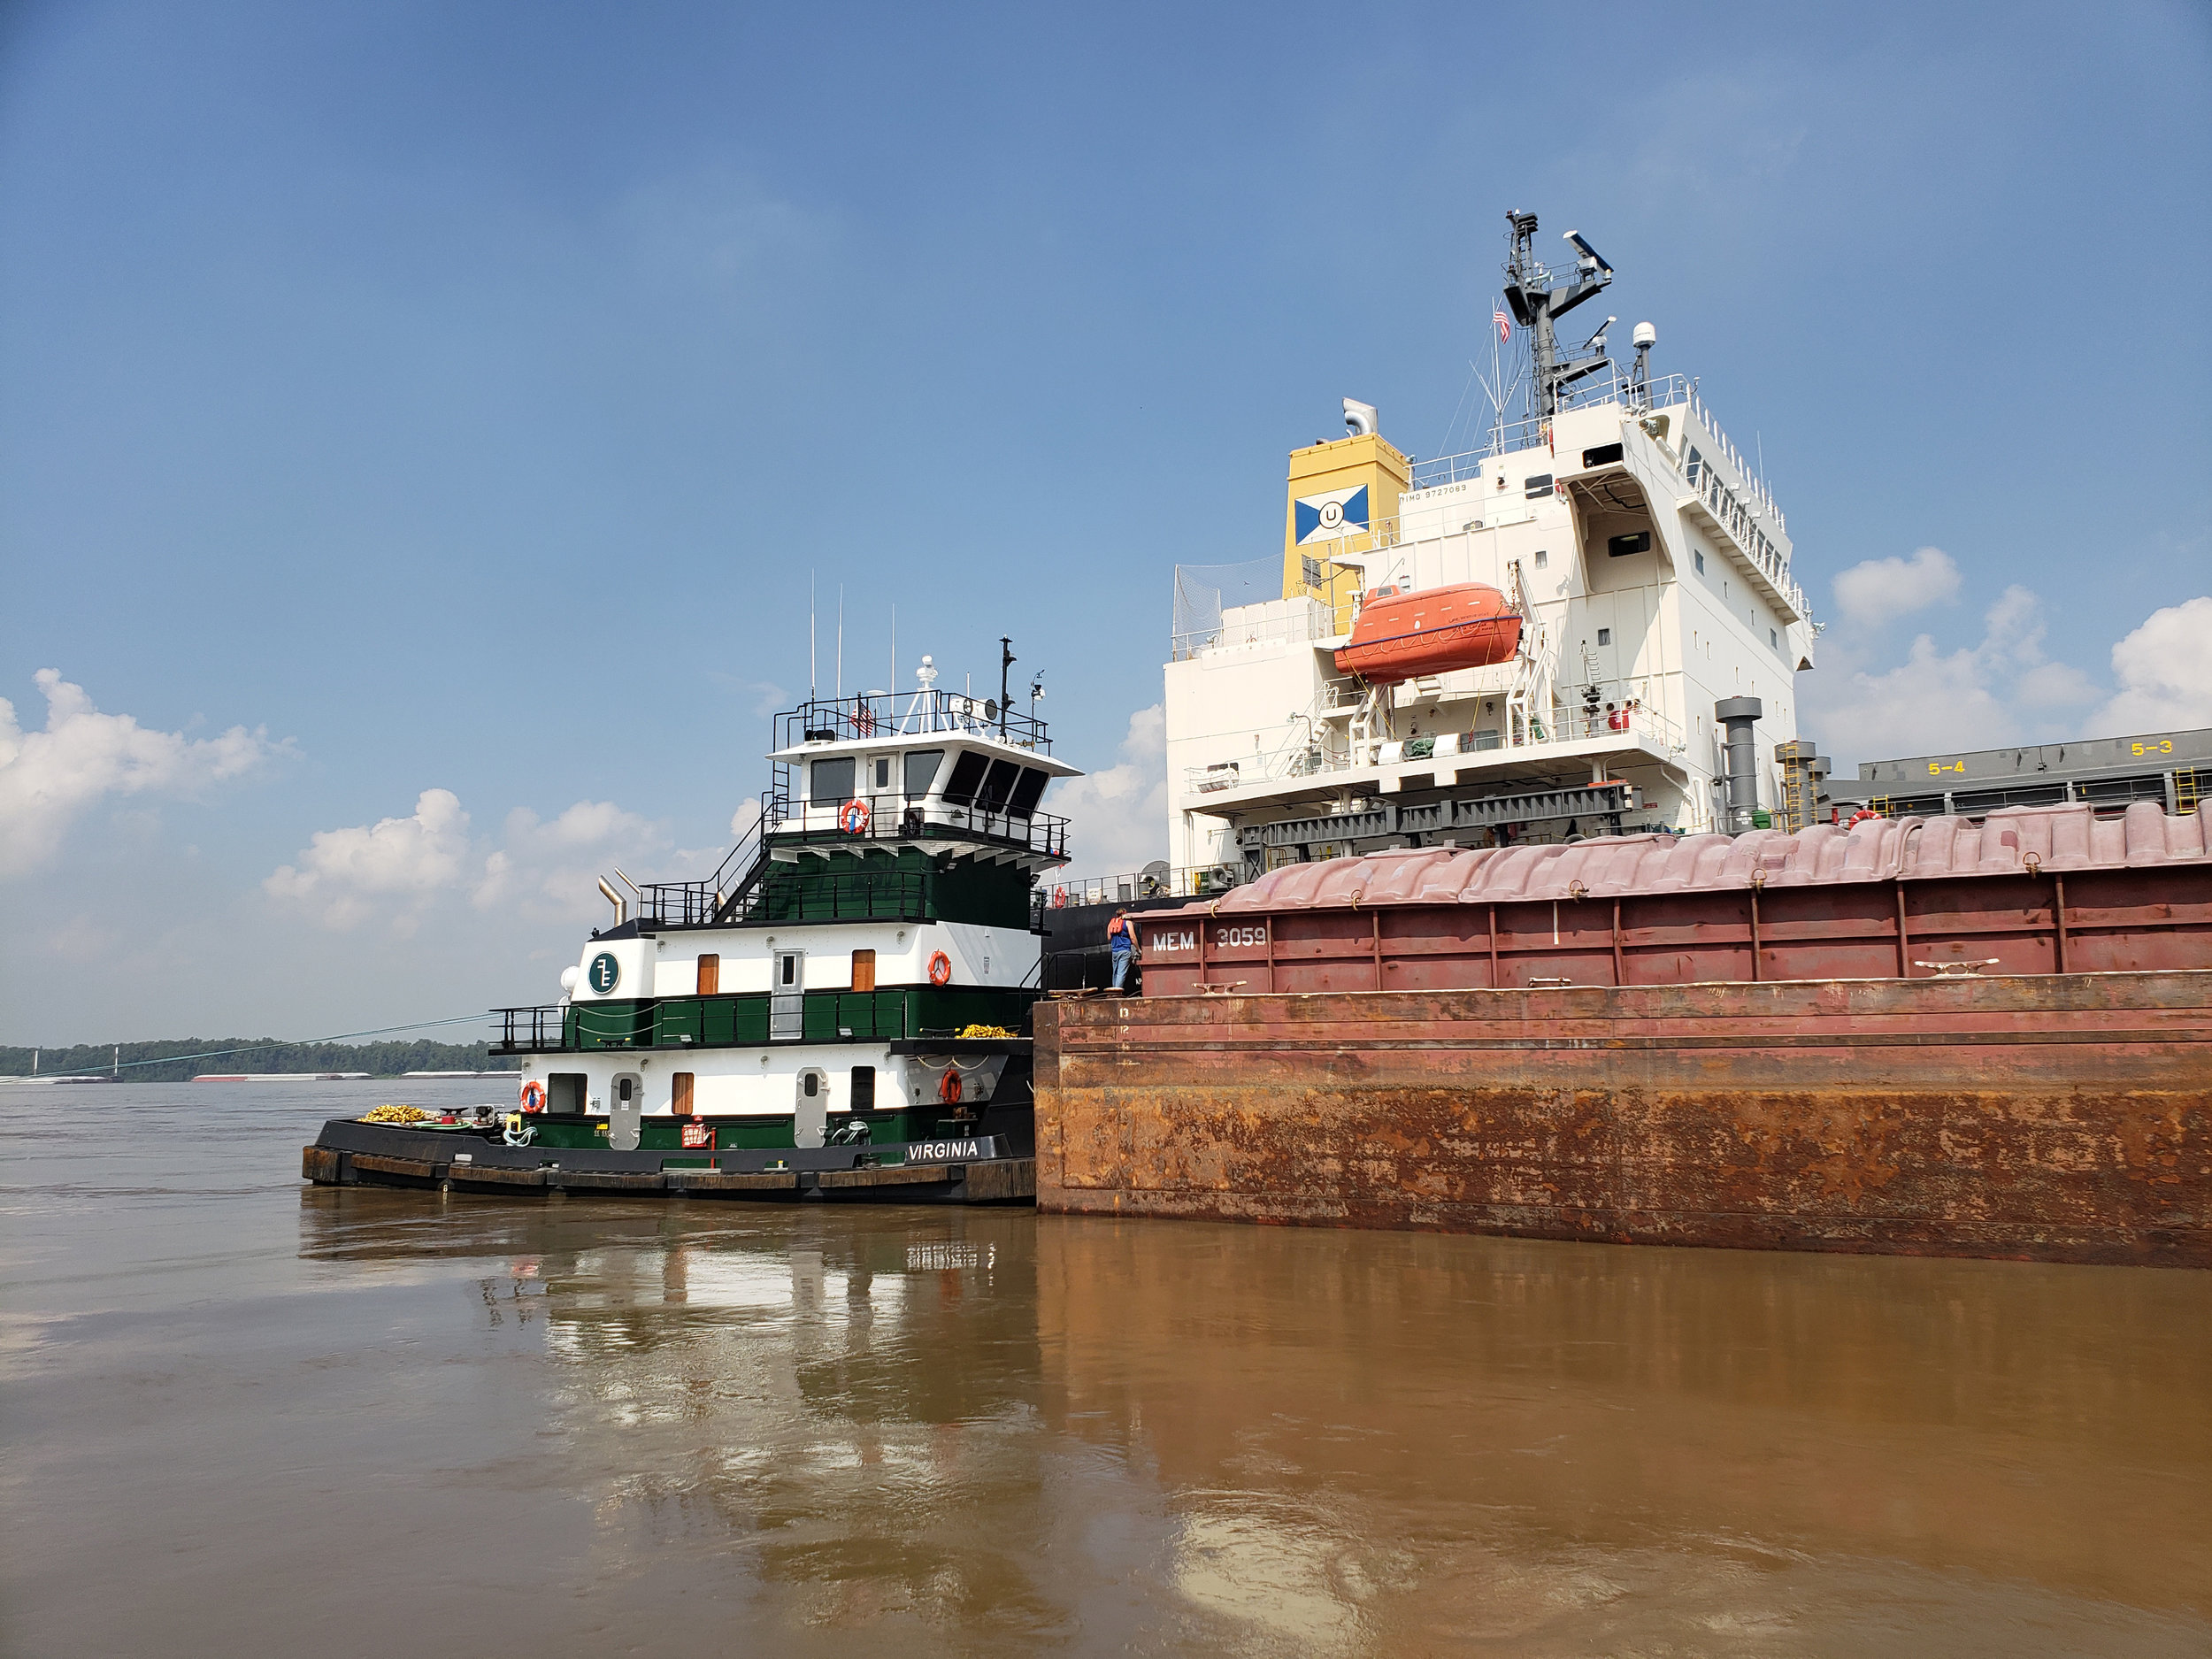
1333,582,1522,684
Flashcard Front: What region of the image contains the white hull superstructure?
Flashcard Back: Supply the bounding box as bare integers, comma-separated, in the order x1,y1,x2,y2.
1164,213,1821,883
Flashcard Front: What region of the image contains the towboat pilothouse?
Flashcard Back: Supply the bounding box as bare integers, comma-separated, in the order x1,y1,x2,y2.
304,655,1079,1203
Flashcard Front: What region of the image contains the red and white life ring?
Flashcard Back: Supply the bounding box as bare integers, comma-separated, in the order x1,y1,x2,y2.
927,949,952,987
519,1079,546,1115
938,1067,963,1105
840,797,871,834
1051,887,1068,908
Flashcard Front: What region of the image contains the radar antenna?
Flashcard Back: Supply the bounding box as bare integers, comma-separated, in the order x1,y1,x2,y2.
1500,212,1617,419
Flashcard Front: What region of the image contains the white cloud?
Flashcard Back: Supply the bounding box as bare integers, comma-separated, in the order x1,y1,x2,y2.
1051,704,1168,876
265,788,472,933
1804,584,2099,762
476,800,667,922
269,790,680,933
0,669,281,879
2089,596,2212,734
1831,546,1962,627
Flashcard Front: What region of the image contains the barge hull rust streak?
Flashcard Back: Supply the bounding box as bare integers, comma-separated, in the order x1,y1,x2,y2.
1034,972,2212,1265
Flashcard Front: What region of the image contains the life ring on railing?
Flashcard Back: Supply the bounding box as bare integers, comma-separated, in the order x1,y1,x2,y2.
938,1067,963,1105
927,949,952,987
840,797,871,834
1051,887,1068,908
519,1079,546,1114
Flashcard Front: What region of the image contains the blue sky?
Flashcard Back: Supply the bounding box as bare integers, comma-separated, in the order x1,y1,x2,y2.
3,1,2208,1043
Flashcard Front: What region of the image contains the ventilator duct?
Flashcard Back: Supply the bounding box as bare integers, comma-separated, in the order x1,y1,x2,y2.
1342,397,1378,437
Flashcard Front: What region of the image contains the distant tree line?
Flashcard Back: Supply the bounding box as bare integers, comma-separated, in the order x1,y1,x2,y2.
0,1037,504,1084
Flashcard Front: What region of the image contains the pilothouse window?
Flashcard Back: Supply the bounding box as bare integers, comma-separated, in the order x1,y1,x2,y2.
1007,767,1049,819
940,750,989,806
809,757,855,805
977,758,1019,813
904,749,944,799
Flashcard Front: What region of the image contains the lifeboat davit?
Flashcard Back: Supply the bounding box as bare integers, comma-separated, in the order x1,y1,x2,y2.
1333,582,1522,683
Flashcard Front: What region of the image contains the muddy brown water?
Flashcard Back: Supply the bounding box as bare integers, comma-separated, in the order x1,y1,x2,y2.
4,1082,2208,1657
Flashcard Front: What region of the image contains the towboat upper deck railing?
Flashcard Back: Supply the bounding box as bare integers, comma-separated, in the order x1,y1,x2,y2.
634,791,1070,926
775,690,1050,755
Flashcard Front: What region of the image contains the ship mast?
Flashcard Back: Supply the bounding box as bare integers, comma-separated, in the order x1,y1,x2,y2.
1501,211,1616,420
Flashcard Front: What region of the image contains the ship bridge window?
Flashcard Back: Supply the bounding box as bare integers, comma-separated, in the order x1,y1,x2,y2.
1533,550,1548,569
1608,531,1652,557
1581,442,1624,468
1007,767,1050,819
809,756,856,805
872,756,893,791
977,757,1020,812
940,749,989,806
903,748,944,799
1524,473,1554,498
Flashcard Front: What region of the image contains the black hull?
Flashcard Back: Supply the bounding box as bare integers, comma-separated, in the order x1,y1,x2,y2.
303,1118,1035,1206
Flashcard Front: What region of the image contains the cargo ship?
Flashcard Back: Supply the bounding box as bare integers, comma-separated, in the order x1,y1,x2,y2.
1036,211,2211,1264
304,657,1074,1203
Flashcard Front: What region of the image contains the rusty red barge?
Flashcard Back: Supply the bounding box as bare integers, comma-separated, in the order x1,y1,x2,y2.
1035,803,2212,1264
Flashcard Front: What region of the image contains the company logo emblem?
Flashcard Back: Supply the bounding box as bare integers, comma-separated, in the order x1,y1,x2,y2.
587,951,620,995
1294,484,1369,545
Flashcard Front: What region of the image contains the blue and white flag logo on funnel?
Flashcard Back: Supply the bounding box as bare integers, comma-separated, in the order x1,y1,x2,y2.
1294,484,1369,544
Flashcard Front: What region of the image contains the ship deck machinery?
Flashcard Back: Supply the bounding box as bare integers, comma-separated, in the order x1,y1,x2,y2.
305,659,1081,1205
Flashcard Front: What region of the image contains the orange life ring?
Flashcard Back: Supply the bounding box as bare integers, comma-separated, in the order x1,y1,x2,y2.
927,949,952,987
840,797,871,834
938,1067,963,1105
1051,887,1068,909
519,1079,546,1115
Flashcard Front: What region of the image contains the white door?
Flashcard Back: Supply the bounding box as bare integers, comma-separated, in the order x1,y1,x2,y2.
794,1068,828,1147
771,949,805,1040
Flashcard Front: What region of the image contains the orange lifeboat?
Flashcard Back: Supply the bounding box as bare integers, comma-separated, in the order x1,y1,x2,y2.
1333,582,1522,683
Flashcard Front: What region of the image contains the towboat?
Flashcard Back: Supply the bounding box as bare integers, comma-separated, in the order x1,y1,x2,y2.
304,655,1079,1204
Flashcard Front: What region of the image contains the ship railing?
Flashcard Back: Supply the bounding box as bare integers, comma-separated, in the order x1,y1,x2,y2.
1409,371,1694,485
636,796,1070,927
1171,690,1686,807
776,690,1051,754
1032,861,1241,918
489,1005,565,1055
1170,603,1341,661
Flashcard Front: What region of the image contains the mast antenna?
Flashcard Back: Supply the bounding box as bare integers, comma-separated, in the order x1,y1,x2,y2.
1500,211,1616,420
809,571,817,696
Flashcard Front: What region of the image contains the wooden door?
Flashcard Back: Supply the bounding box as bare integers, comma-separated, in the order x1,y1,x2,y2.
672,1071,695,1116
695,954,719,995
850,949,876,992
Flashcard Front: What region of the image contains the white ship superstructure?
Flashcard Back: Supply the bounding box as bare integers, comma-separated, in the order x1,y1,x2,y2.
1164,212,1820,881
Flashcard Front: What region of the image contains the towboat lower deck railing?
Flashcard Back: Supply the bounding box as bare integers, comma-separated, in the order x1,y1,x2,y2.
491,988,1040,1055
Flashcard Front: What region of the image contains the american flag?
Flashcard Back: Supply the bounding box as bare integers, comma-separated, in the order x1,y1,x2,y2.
1494,305,1511,342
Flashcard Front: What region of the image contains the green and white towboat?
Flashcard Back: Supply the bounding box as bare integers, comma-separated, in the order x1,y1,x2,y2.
303,657,1077,1204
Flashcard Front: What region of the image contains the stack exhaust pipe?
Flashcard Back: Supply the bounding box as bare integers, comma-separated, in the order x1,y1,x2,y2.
1716,697,1763,834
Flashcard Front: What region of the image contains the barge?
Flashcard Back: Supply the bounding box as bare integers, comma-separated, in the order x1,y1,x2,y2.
305,657,1073,1203
1037,803,2212,1263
